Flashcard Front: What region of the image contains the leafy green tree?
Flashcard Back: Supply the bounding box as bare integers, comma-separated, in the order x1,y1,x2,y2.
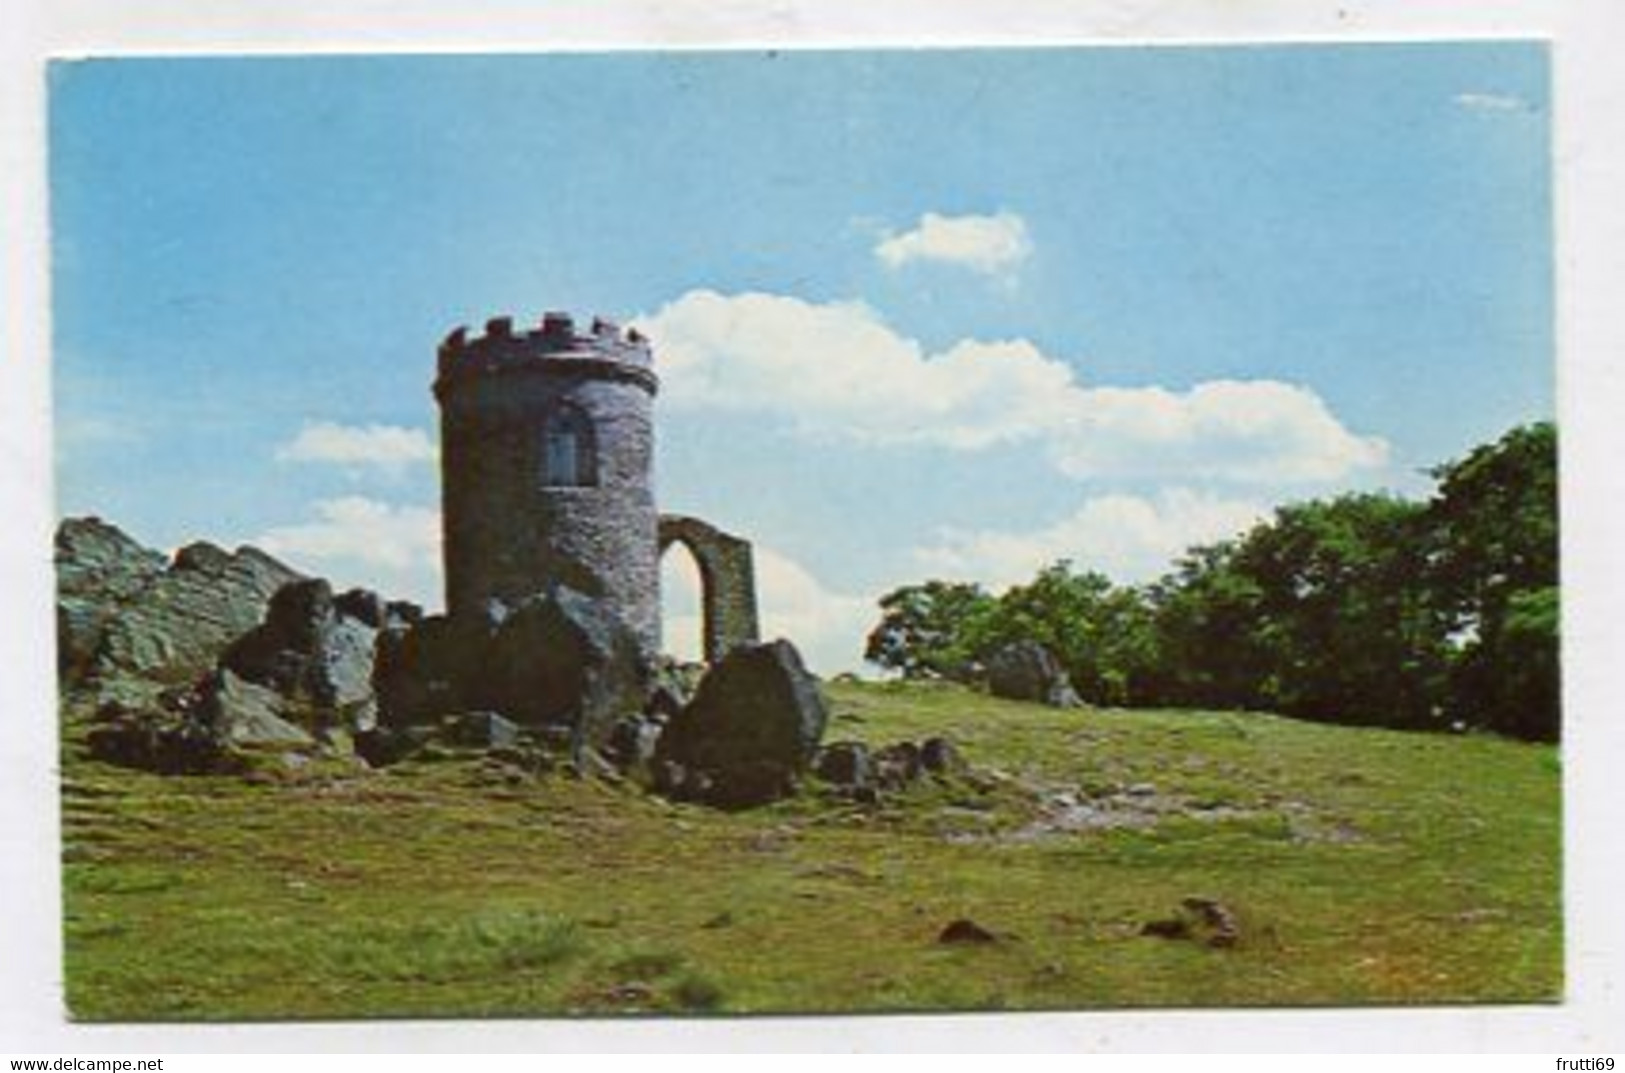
864,580,994,680
1228,494,1448,727
968,562,1159,706
1424,422,1560,739
1144,540,1272,710
1144,495,1451,727
863,422,1558,740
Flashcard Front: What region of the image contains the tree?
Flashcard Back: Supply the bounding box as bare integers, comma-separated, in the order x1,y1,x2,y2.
1227,494,1448,727
1145,539,1272,710
1144,495,1452,728
864,580,993,680
979,563,1158,706
1424,422,1560,739
861,422,1559,741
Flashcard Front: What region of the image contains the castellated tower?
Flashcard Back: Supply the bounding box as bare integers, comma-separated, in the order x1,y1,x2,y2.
433,312,659,658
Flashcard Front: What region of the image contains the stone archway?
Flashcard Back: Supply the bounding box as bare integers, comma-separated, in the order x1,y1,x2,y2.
658,515,759,664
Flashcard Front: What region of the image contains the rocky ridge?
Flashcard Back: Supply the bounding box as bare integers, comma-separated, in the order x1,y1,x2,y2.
57,516,965,810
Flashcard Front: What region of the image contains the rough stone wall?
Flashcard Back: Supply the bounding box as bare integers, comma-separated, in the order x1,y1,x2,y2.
658,515,760,663
437,316,660,660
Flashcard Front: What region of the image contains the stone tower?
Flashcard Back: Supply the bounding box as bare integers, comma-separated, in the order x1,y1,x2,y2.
433,312,660,657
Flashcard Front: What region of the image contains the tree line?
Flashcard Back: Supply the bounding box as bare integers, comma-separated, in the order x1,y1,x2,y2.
865,422,1559,741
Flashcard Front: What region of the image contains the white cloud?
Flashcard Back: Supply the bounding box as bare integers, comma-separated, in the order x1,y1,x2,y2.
257,497,442,607
1454,92,1528,112
636,289,1387,486
875,210,1033,276
753,547,877,675
1046,379,1390,484
914,488,1270,590
276,421,437,472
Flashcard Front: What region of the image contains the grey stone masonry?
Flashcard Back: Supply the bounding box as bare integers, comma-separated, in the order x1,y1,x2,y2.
658,514,760,663
435,313,660,660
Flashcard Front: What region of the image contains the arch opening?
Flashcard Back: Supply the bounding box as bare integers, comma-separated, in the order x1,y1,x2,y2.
659,543,705,664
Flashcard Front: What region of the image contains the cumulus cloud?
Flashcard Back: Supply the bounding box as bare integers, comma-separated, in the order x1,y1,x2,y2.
257,497,442,607
636,290,1387,486
753,547,877,675
1454,92,1528,112
276,421,437,473
914,489,1270,591
1046,379,1390,484
874,210,1033,276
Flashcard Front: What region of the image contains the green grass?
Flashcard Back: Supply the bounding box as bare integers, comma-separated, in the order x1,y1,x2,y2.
59,680,1561,1019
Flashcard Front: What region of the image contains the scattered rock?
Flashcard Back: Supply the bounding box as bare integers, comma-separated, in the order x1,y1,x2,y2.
193,668,317,749
385,600,424,628
1140,917,1190,940
439,710,521,751
86,702,225,775
813,735,972,799
353,725,430,767
84,667,323,776
652,759,709,802
333,587,387,629
650,657,703,708
569,745,624,783
604,982,656,1005
1182,896,1241,948
104,541,303,684
986,641,1082,708
873,741,923,789
919,736,967,777
938,918,998,945
607,714,663,774
645,682,688,722
1141,897,1241,948
813,741,873,790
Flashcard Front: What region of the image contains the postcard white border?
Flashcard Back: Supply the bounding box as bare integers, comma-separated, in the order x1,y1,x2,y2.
4,0,1622,1054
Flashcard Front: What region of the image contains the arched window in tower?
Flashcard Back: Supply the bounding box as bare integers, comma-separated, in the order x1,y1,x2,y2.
541,403,598,487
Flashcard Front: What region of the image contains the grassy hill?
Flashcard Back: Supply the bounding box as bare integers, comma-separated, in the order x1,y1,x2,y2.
60,679,1561,1019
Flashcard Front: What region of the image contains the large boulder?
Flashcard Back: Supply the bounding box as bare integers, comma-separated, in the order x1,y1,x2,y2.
56,517,166,681
372,613,492,729
372,586,650,754
55,517,304,700
193,668,317,748
485,587,650,745
222,578,381,729
656,639,827,807
986,641,1083,708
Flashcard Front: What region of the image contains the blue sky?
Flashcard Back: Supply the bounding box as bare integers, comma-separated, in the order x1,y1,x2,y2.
50,45,1552,672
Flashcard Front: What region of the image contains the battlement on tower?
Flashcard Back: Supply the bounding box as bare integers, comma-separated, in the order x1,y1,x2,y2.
434,311,656,398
